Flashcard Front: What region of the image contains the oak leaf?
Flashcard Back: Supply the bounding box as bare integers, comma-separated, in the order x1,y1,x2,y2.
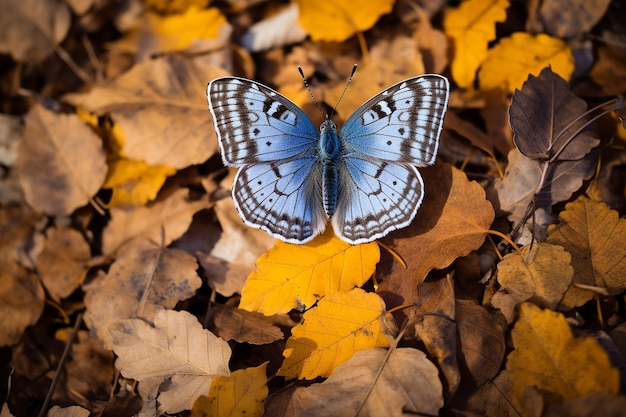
17,104,107,216
546,196,626,308
103,158,177,207
293,0,394,42
110,309,231,414
299,348,443,417
443,0,509,88
239,228,379,315
191,362,268,417
64,57,223,169
0,0,70,63
479,32,574,93
83,237,202,348
506,303,619,406
278,289,395,379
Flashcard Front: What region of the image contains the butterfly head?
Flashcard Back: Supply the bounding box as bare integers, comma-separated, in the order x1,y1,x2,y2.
319,116,337,134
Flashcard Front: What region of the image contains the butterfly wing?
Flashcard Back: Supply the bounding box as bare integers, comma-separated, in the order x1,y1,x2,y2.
208,77,319,165
333,75,449,244
340,75,449,165
208,77,326,243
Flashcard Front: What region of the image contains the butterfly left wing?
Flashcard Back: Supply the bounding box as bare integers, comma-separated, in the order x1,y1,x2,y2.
208,77,319,166
340,75,449,166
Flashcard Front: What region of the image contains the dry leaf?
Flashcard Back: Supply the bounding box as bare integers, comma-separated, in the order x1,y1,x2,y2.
239,228,379,315
17,104,107,216
64,57,223,169
294,0,394,42
545,392,626,417
509,67,599,161
300,348,443,417
0,0,70,63
444,0,509,88
278,289,395,379
209,303,283,344
506,303,619,406
191,362,268,417
479,32,574,93
546,196,626,308
46,405,89,417
101,188,209,255
36,226,91,302
240,4,307,52
495,242,573,310
534,0,611,39
83,237,201,348
110,309,231,414
465,371,521,417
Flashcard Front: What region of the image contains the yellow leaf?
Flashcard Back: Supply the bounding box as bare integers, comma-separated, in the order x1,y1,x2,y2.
103,158,176,206
478,32,574,93
277,288,394,379
294,0,394,42
443,0,509,88
191,363,268,417
239,228,380,315
496,242,573,309
547,196,626,308
149,6,225,52
506,303,619,406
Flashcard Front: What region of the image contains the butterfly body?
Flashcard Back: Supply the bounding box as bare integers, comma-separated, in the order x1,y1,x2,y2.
208,75,449,244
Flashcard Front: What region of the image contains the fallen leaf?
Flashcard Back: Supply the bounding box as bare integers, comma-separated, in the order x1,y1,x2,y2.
209,304,283,344
535,0,611,39
239,228,380,315
479,32,574,93
64,57,223,169
83,237,202,348
278,288,395,379
465,371,521,417
110,309,231,414
0,0,70,63
17,104,107,216
506,303,619,406
546,196,626,308
36,226,91,302
103,158,177,207
191,362,268,417
46,405,89,417
496,242,573,310
444,0,509,88
545,392,626,417
101,187,209,255
294,0,394,42
240,3,307,52
300,348,443,417
509,67,599,161
377,161,494,302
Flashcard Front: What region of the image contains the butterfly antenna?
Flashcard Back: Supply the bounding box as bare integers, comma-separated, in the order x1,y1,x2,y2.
298,66,326,119
329,64,358,120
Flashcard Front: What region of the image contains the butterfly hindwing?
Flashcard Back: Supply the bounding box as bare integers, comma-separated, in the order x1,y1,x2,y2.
208,77,319,166
333,155,423,244
340,75,449,166
233,157,326,243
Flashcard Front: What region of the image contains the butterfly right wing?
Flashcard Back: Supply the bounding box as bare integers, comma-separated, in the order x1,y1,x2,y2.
208,77,319,165
207,77,326,243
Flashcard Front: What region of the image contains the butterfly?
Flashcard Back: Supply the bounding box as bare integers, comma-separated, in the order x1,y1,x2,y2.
207,73,449,245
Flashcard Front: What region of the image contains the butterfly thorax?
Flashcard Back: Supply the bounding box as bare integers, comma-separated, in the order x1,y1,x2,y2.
319,118,341,217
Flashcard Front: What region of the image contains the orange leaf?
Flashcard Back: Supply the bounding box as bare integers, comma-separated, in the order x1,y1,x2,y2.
103,158,176,206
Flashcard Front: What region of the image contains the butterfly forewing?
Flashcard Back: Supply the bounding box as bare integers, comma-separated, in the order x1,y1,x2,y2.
208,78,319,166
340,75,449,166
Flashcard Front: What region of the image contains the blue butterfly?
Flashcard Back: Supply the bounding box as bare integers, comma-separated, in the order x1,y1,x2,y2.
207,74,449,244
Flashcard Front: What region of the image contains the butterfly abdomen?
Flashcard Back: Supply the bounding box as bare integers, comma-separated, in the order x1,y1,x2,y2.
319,120,341,217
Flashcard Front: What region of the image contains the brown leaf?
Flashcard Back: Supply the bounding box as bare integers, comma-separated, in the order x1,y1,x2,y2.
465,371,521,417
300,348,443,417
0,0,70,63
102,188,209,255
209,303,283,344
509,67,599,161
378,161,494,301
37,227,91,302
17,104,107,216
534,0,611,39
83,237,201,348
64,57,224,169
545,392,626,417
